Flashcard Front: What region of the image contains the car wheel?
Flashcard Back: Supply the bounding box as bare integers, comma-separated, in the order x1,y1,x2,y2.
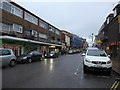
28,58,32,63
9,60,16,67
83,65,87,74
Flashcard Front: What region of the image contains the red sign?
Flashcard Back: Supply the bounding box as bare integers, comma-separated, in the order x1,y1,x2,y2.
108,42,117,46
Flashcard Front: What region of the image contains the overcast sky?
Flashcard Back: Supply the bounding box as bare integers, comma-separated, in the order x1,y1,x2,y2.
12,0,119,43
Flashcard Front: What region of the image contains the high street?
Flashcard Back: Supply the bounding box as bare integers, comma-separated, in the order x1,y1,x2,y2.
2,53,120,88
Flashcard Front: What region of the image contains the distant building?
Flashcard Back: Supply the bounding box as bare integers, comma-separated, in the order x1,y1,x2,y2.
70,34,83,49
61,30,72,50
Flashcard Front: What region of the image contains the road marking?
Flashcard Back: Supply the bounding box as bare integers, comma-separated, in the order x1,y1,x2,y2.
75,72,77,75
97,75,110,78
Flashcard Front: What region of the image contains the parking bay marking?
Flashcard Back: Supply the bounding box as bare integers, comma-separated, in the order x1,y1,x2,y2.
97,75,110,78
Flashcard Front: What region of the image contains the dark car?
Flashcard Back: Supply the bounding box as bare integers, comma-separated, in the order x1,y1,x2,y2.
17,51,42,63
44,51,59,58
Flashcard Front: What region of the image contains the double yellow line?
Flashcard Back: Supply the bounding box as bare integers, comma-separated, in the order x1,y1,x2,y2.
110,78,120,90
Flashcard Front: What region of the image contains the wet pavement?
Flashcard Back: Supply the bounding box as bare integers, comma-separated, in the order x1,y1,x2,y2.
2,53,120,88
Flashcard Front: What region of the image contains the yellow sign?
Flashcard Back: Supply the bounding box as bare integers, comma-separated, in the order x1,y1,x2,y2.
97,40,102,43
67,44,70,46
49,46,55,48
118,15,120,24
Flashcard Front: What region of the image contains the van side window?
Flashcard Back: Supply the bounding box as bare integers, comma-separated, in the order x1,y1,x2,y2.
2,49,11,55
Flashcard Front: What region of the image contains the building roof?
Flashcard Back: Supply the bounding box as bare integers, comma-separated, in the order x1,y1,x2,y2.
113,4,120,10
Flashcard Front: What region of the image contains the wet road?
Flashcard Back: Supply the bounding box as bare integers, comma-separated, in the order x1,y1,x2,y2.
2,53,120,88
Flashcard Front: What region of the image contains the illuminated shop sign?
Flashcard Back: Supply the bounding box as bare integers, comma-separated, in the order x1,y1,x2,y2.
108,42,117,46
118,15,120,24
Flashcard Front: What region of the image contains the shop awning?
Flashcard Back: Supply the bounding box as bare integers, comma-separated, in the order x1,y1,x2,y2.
0,36,62,47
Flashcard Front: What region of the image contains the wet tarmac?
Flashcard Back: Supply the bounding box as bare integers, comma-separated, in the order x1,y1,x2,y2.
2,53,120,88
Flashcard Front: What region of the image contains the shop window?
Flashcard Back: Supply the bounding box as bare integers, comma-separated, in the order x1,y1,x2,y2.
19,46,22,56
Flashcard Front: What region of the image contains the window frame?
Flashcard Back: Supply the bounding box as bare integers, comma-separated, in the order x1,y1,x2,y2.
13,24,23,33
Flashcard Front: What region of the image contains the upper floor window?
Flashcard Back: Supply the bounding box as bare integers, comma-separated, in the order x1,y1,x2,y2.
49,26,55,33
107,18,109,24
114,8,117,17
3,2,11,13
2,1,23,18
39,33,47,39
14,6,23,18
2,22,11,33
25,12,38,25
39,20,48,30
13,24,23,33
31,30,38,37
0,0,3,9
55,30,60,35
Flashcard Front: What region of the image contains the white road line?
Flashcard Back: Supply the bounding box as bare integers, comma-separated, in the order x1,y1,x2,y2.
97,75,110,78
75,72,77,75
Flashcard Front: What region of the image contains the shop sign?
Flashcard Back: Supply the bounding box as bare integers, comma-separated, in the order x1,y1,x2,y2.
2,44,19,50
67,44,70,46
0,39,2,44
108,42,117,46
117,41,120,45
2,40,23,45
49,46,56,48
118,15,120,24
97,40,102,43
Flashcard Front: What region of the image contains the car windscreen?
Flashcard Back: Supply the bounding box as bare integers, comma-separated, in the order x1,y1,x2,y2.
87,50,107,57
50,51,55,54
0,49,11,56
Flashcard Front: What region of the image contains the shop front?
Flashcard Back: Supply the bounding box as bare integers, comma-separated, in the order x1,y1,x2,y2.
1,39,24,56
107,41,120,74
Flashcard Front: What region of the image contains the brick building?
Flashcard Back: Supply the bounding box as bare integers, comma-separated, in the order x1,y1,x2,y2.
0,0,62,56
98,3,120,74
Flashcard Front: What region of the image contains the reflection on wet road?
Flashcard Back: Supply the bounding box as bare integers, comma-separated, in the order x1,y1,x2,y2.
2,53,120,88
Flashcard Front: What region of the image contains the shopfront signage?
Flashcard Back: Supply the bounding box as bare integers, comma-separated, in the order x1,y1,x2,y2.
2,40,23,45
108,42,117,46
118,15,120,24
117,41,120,45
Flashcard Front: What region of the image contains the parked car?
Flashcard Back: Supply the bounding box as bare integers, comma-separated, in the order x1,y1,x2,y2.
68,50,74,54
45,51,59,58
17,51,42,63
82,47,112,74
0,48,16,67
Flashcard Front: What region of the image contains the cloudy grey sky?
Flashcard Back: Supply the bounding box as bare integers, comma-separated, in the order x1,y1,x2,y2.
12,0,119,42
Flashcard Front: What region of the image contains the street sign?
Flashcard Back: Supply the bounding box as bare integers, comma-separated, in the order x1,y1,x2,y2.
97,40,102,43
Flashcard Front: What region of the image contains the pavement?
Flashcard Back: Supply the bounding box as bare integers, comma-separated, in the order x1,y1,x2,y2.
2,53,120,88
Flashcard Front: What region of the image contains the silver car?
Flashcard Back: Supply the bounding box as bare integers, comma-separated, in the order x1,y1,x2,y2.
0,48,16,67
